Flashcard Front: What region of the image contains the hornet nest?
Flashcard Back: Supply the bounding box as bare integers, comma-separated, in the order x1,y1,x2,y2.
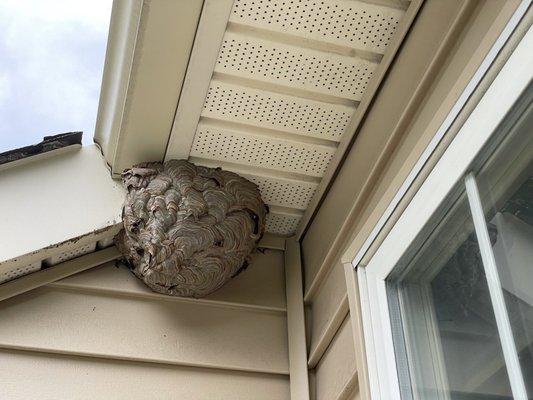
114,160,268,298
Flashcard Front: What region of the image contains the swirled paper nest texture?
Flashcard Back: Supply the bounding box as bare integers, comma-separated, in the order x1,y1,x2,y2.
114,160,268,298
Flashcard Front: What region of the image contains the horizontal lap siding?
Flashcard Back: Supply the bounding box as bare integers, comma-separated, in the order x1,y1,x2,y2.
0,287,288,373
305,261,357,400
0,249,289,399
315,315,357,400
0,349,289,400
50,250,286,312
308,261,349,367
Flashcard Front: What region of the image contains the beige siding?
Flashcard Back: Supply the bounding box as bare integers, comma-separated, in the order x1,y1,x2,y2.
346,389,361,400
48,248,286,312
0,250,289,399
314,316,357,400
0,349,289,400
308,260,348,367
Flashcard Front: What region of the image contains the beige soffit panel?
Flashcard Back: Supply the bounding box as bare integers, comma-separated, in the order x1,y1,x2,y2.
165,0,421,236
0,248,120,302
94,0,203,176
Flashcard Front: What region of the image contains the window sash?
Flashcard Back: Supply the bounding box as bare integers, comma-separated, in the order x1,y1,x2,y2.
357,16,533,400
465,173,528,398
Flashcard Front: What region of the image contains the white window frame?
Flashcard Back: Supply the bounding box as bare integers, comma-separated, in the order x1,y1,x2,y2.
355,9,533,400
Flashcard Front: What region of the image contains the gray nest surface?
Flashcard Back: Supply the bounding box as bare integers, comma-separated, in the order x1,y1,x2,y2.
115,160,268,298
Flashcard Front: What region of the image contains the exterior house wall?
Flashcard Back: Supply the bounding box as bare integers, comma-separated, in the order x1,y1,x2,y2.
300,1,522,399
0,1,526,399
0,250,289,400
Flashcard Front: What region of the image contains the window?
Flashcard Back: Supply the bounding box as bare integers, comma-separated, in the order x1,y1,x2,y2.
358,16,532,400
387,104,532,399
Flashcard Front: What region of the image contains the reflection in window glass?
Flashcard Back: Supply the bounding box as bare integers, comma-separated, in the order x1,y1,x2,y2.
386,98,533,399
431,227,513,400
478,108,533,398
387,193,512,400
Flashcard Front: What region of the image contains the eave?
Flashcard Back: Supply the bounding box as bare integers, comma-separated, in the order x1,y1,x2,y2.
94,0,423,237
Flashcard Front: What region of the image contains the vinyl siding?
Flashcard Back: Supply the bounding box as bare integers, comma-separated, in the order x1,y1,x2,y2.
315,315,358,400
0,250,290,400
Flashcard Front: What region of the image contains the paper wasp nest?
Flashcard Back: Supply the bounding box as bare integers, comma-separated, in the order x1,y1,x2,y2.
115,160,268,298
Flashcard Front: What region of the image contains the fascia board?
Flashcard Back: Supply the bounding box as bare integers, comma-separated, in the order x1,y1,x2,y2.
94,0,204,176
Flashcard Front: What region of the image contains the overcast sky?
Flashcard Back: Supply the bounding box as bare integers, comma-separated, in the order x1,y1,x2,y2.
0,0,112,152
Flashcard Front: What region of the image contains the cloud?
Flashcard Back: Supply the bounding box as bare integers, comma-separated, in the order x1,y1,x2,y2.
0,0,112,151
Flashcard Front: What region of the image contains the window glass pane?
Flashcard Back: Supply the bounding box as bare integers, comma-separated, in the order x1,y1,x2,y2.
476,105,533,398
387,191,513,399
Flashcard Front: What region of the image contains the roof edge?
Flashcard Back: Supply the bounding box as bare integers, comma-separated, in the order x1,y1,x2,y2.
0,132,83,166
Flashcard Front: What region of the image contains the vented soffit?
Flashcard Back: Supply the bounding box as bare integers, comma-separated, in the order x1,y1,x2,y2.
94,0,421,237
167,0,420,236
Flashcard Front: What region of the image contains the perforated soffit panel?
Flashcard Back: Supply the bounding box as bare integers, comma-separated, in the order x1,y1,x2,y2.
166,0,410,236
